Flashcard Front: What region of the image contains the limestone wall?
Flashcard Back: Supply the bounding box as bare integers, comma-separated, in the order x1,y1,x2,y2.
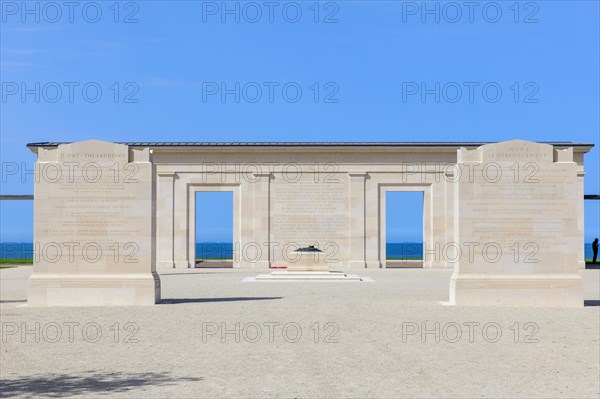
154,149,460,270
28,140,160,306
449,140,582,307
27,139,590,307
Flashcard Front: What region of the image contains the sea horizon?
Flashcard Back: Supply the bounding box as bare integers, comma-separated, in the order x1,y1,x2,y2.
1,242,597,261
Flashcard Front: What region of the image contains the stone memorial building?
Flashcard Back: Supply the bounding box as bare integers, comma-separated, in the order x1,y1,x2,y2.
25,140,593,307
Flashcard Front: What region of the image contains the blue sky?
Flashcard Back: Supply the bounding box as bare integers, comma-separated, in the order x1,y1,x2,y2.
196,192,233,242
1,0,598,242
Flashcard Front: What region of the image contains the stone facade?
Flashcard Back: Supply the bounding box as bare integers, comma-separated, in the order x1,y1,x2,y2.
28,140,160,306
449,141,583,307
26,139,593,307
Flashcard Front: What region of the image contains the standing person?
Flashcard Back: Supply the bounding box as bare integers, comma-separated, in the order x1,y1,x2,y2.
592,238,599,264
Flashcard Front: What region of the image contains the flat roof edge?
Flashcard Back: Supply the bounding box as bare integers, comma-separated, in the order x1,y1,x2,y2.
26,141,596,148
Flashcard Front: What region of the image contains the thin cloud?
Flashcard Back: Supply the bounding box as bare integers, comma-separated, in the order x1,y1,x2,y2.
0,48,45,56
0,61,41,70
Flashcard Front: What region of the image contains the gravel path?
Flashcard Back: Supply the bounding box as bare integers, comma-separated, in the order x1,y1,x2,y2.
1,266,599,398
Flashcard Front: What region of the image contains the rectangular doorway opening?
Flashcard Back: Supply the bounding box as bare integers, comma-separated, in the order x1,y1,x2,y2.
386,191,424,268
195,191,233,268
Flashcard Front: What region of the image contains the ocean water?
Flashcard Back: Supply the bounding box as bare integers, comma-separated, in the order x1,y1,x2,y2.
2,242,596,261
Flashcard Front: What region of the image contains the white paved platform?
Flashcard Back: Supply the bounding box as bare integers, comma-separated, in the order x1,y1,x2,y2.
243,270,373,282
1,266,598,398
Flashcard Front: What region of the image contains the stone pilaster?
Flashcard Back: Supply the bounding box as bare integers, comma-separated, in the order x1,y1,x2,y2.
157,172,176,268
577,170,585,269
253,173,272,268
349,173,368,269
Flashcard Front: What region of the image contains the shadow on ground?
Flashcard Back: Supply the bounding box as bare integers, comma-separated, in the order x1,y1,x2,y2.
0,371,202,398
195,261,233,268
159,272,228,276
160,296,282,304
584,300,600,307
585,263,599,270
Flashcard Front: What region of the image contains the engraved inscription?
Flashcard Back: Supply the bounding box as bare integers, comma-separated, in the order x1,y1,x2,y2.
270,174,348,246
457,143,577,273
35,141,151,271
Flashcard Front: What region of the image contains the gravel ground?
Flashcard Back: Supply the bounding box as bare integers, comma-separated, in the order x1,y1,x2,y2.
1,266,599,399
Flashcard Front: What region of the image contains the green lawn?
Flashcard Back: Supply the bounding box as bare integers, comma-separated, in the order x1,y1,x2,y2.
0,258,33,265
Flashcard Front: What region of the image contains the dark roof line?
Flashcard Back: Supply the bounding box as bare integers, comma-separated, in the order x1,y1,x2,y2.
4,194,599,200
26,141,596,148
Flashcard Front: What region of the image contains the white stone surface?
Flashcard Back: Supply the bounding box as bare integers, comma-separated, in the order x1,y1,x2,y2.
150,141,590,273
28,140,160,306
245,270,371,282
28,140,592,307
2,266,599,398
449,140,583,307
286,249,330,272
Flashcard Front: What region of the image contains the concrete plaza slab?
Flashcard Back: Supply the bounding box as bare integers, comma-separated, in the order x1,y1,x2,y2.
1,266,599,398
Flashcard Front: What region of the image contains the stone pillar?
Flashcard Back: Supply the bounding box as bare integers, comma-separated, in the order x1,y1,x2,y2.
577,170,585,269
378,186,387,268
187,188,197,268
173,175,190,268
157,172,176,268
422,186,434,268
364,177,379,268
28,140,160,306
449,140,582,307
349,173,367,268
444,168,457,269
253,173,271,268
